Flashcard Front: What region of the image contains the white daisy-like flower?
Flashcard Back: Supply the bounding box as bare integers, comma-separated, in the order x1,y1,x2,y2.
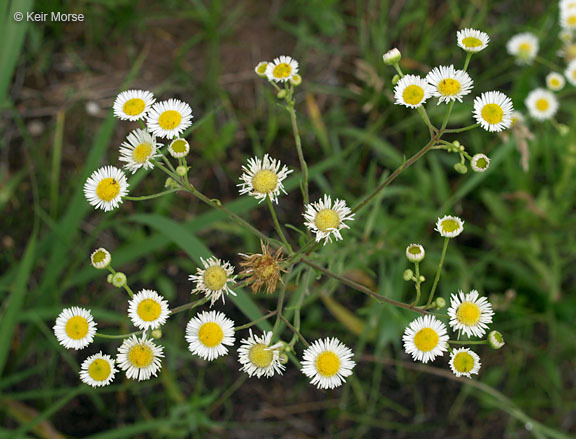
426,65,474,104
146,99,193,139
301,338,355,390
303,195,355,244
402,315,449,363
546,72,566,91
470,153,490,173
473,91,514,132
456,28,490,53
405,243,425,263
525,88,559,121
127,289,170,331
254,61,268,77
189,257,237,306
53,307,97,350
79,352,117,387
394,74,433,108
435,215,464,238
119,129,162,174
168,138,190,158
84,166,129,212
449,348,481,378
447,289,494,338
90,248,111,269
265,56,299,82
116,335,164,381
488,330,505,349
185,310,235,361
238,154,293,204
561,8,576,30
237,330,285,378
564,59,576,86
506,33,539,65
113,90,155,121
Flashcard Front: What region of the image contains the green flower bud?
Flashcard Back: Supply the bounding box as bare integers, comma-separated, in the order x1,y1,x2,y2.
151,329,163,339
111,272,127,288
454,162,468,174
435,297,446,308
488,330,505,349
107,274,113,283
176,165,188,176
277,89,287,99
279,353,289,364
391,74,400,85
403,269,414,281
383,48,402,65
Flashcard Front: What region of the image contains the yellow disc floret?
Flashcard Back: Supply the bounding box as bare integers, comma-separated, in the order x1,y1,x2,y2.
536,98,549,112
65,316,89,340
251,170,278,194
272,63,292,79
132,143,153,163
123,98,146,116
96,178,120,202
413,328,439,352
198,322,224,347
314,209,340,232
456,302,481,325
481,104,504,124
171,139,188,153
203,265,228,291
92,250,107,264
88,359,112,381
438,78,461,96
403,85,425,105
137,299,162,322
315,351,340,377
462,37,482,48
440,218,460,234
248,343,273,368
128,344,154,368
453,351,475,373
158,110,182,130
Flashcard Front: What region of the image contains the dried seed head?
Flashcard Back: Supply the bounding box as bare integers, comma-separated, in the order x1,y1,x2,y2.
239,242,286,295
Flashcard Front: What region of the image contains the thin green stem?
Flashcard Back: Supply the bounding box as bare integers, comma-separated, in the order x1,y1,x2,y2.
462,52,473,72
266,196,292,252
170,297,209,315
444,123,480,133
417,106,437,137
234,311,278,331
95,330,143,339
107,266,133,298
279,314,309,347
412,262,422,305
271,284,287,341
448,340,489,345
125,189,180,201
440,101,456,131
287,104,309,205
426,237,450,307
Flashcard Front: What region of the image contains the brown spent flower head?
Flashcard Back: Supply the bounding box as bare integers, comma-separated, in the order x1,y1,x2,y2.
239,242,286,295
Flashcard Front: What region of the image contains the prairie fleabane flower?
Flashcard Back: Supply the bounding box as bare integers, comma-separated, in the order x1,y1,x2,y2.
449,348,481,378
561,8,576,30
80,352,117,387
394,74,433,108
119,129,161,173
117,335,164,381
189,257,237,306
239,241,286,294
456,28,490,53
254,61,268,77
301,338,355,390
289,74,302,86
405,243,425,262
506,33,539,65
238,154,293,204
238,330,285,378
546,72,566,91
565,59,576,86
146,99,193,139
185,311,235,361
303,195,355,244
53,307,97,350
168,138,190,158
113,90,155,121
447,289,494,337
265,56,299,82
403,315,449,363
426,65,474,104
435,215,464,238
127,289,170,331
382,48,402,65
90,248,111,269
84,166,129,212
471,153,490,173
488,330,505,349
473,91,514,132
525,88,559,121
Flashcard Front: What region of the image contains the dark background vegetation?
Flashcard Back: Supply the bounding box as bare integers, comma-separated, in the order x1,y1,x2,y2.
1,0,575,438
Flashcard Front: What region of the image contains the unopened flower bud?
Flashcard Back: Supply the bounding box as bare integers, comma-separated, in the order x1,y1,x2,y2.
419,275,425,282
557,124,569,136
151,329,163,339
176,166,188,177
435,297,446,309
111,272,127,288
383,48,402,65
488,330,505,349
277,89,287,99
406,243,425,263
107,274,113,283
391,74,400,85
471,153,490,173
290,74,302,86
403,269,414,281
90,248,111,269
165,177,179,189
454,162,468,174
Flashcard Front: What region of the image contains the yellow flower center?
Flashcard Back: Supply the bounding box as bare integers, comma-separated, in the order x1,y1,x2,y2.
88,359,112,381
402,84,425,105
475,157,489,169
158,110,182,130
456,302,481,326
96,178,120,202
257,63,268,74
92,250,107,263
413,328,439,352
171,139,188,153
437,78,461,96
408,246,422,255
137,299,162,322
453,351,475,373
122,98,146,116
462,36,482,48
481,104,504,124
518,42,532,57
536,98,549,111
132,143,153,163
203,265,228,291
573,70,576,80
568,15,576,26
128,344,154,368
198,322,224,347
315,351,340,377
549,78,560,88
272,63,292,78
314,209,340,232
251,170,278,194
249,343,273,368
65,316,89,340
440,218,460,234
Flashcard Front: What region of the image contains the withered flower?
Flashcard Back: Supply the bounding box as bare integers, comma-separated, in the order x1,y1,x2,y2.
239,241,286,295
